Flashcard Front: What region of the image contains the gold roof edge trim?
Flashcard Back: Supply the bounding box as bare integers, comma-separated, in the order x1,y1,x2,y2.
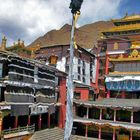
109,57,140,62
109,71,140,75
111,14,140,22
103,23,140,33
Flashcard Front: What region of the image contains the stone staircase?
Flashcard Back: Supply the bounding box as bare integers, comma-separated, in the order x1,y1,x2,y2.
30,127,99,140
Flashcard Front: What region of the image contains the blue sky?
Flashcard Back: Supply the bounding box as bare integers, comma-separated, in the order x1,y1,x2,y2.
0,0,139,46
119,0,140,16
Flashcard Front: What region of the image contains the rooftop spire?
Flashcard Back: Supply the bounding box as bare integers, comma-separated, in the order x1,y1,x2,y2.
1,35,7,51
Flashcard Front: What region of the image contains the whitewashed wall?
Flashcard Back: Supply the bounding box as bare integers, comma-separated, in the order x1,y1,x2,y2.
85,62,90,85
53,55,96,86
73,57,78,80
92,58,97,83
56,57,66,72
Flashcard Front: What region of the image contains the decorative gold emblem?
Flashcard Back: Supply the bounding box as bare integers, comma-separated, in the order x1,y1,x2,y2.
114,42,118,50
100,33,105,39
118,54,123,58
131,41,140,49
129,49,139,58
49,55,58,65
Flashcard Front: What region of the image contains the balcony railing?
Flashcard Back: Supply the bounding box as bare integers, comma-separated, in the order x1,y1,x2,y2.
1,124,35,136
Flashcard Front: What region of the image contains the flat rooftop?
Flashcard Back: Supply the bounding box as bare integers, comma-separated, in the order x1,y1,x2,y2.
30,127,100,140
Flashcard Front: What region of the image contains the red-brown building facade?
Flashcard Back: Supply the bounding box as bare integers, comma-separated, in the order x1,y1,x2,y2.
35,44,96,102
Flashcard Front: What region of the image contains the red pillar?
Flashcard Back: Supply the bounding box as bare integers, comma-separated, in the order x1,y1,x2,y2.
121,91,126,98
95,56,99,88
38,114,42,130
130,130,133,140
0,112,3,131
105,51,109,75
48,113,50,128
98,127,101,140
14,116,18,128
114,110,116,122
99,109,102,120
106,90,110,98
28,115,31,126
113,128,116,140
58,78,66,128
131,111,134,124
85,125,88,137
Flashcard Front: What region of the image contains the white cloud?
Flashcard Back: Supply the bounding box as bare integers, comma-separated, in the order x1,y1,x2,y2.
79,0,122,23
0,0,122,46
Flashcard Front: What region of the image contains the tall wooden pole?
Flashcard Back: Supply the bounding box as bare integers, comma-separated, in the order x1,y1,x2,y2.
64,1,83,139
64,13,75,140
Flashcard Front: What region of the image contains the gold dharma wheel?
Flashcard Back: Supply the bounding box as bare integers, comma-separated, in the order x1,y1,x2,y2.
131,49,139,57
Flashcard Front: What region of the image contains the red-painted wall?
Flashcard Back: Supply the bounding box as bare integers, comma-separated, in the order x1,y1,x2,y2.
58,77,66,128
75,88,89,101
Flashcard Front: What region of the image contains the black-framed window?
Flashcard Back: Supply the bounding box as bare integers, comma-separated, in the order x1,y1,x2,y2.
74,92,81,99
0,63,3,78
78,67,81,74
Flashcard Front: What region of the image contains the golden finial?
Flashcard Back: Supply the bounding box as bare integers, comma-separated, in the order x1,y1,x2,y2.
100,33,105,39
21,40,25,47
31,50,35,59
13,42,16,46
125,12,128,17
18,38,21,46
74,11,80,25
1,35,7,50
114,42,118,50
74,41,78,49
131,41,140,49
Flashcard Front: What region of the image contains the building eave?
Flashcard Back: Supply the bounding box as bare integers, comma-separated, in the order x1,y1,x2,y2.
73,98,140,111
74,117,140,130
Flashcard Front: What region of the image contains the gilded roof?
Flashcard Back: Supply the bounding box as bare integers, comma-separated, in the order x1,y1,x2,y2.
112,14,140,22
103,23,140,33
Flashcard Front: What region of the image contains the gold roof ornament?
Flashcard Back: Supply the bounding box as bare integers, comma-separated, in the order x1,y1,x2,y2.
49,55,58,65
114,42,118,50
123,14,140,20
109,45,140,61
118,54,124,59
31,50,35,59
131,41,140,49
74,41,78,49
37,43,41,48
100,33,105,39
21,40,25,47
1,35,7,51
13,42,16,46
125,12,128,17
18,38,21,46
129,49,140,58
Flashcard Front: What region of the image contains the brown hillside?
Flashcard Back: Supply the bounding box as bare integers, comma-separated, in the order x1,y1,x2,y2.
28,21,114,50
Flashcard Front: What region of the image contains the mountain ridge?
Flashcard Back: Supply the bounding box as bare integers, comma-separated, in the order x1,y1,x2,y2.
28,20,114,50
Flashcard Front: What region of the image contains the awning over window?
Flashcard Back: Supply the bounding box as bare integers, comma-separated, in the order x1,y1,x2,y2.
105,76,140,91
